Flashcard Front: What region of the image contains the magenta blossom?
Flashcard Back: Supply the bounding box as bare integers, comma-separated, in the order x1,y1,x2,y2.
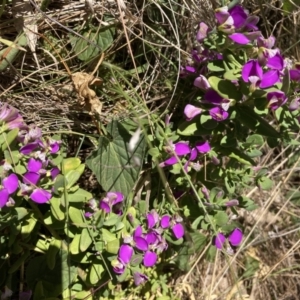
159,142,191,167
184,104,202,121
266,91,287,110
213,228,243,249
99,191,124,213
195,140,211,154
196,22,210,42
242,59,280,89
133,272,148,286
194,75,210,90
209,107,229,121
0,173,19,208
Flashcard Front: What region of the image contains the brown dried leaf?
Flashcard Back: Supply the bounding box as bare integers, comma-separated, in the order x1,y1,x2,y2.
71,72,103,116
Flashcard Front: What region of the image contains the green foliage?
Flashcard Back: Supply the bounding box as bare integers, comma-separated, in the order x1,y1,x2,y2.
86,120,146,197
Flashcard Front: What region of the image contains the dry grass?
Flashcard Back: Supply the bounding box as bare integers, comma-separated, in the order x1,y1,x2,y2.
1,0,300,299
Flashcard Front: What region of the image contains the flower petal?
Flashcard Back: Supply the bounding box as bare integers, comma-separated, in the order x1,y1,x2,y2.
195,141,211,153
260,70,280,88
119,244,133,264
27,158,42,172
214,233,226,249
23,172,40,185
0,188,9,208
133,272,148,286
134,236,148,251
143,251,157,267
160,215,171,228
172,223,184,239
184,104,202,121
3,173,19,194
228,33,250,44
228,228,243,246
20,142,39,155
174,142,191,156
30,189,52,203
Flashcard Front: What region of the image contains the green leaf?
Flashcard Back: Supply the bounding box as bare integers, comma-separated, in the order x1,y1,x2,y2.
220,147,255,166
283,0,300,13
8,250,30,273
21,215,37,237
70,25,115,61
178,120,212,136
103,213,120,226
224,176,235,193
68,188,93,203
26,250,77,296
46,238,61,270
106,239,120,254
1,128,18,151
69,207,84,225
207,60,225,72
236,106,281,138
80,228,93,252
62,158,81,175
70,234,81,255
257,176,273,190
208,76,242,101
245,134,264,147
206,245,217,262
14,207,29,220
101,228,116,242
89,263,105,285
65,165,85,189
86,120,146,197
33,281,45,300
200,115,218,129
214,211,229,226
53,174,67,194
50,197,65,221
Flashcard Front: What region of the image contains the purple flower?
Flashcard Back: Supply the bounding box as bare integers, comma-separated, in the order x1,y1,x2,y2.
30,189,52,203
172,223,184,239
209,107,229,121
194,75,210,90
257,36,276,48
0,173,19,208
267,91,287,110
147,210,159,228
290,69,300,81
161,215,171,228
242,59,279,89
0,103,19,123
228,5,248,28
289,98,300,111
184,104,202,121
214,233,226,249
20,142,39,155
213,228,243,249
112,258,125,274
99,191,124,213
27,158,42,172
159,142,191,167
119,244,133,264
267,53,284,70
228,33,250,44
50,167,60,180
228,228,243,246
195,141,211,153
225,199,239,207
133,272,148,286
23,172,40,185
143,250,157,267
196,22,210,42
6,114,25,130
